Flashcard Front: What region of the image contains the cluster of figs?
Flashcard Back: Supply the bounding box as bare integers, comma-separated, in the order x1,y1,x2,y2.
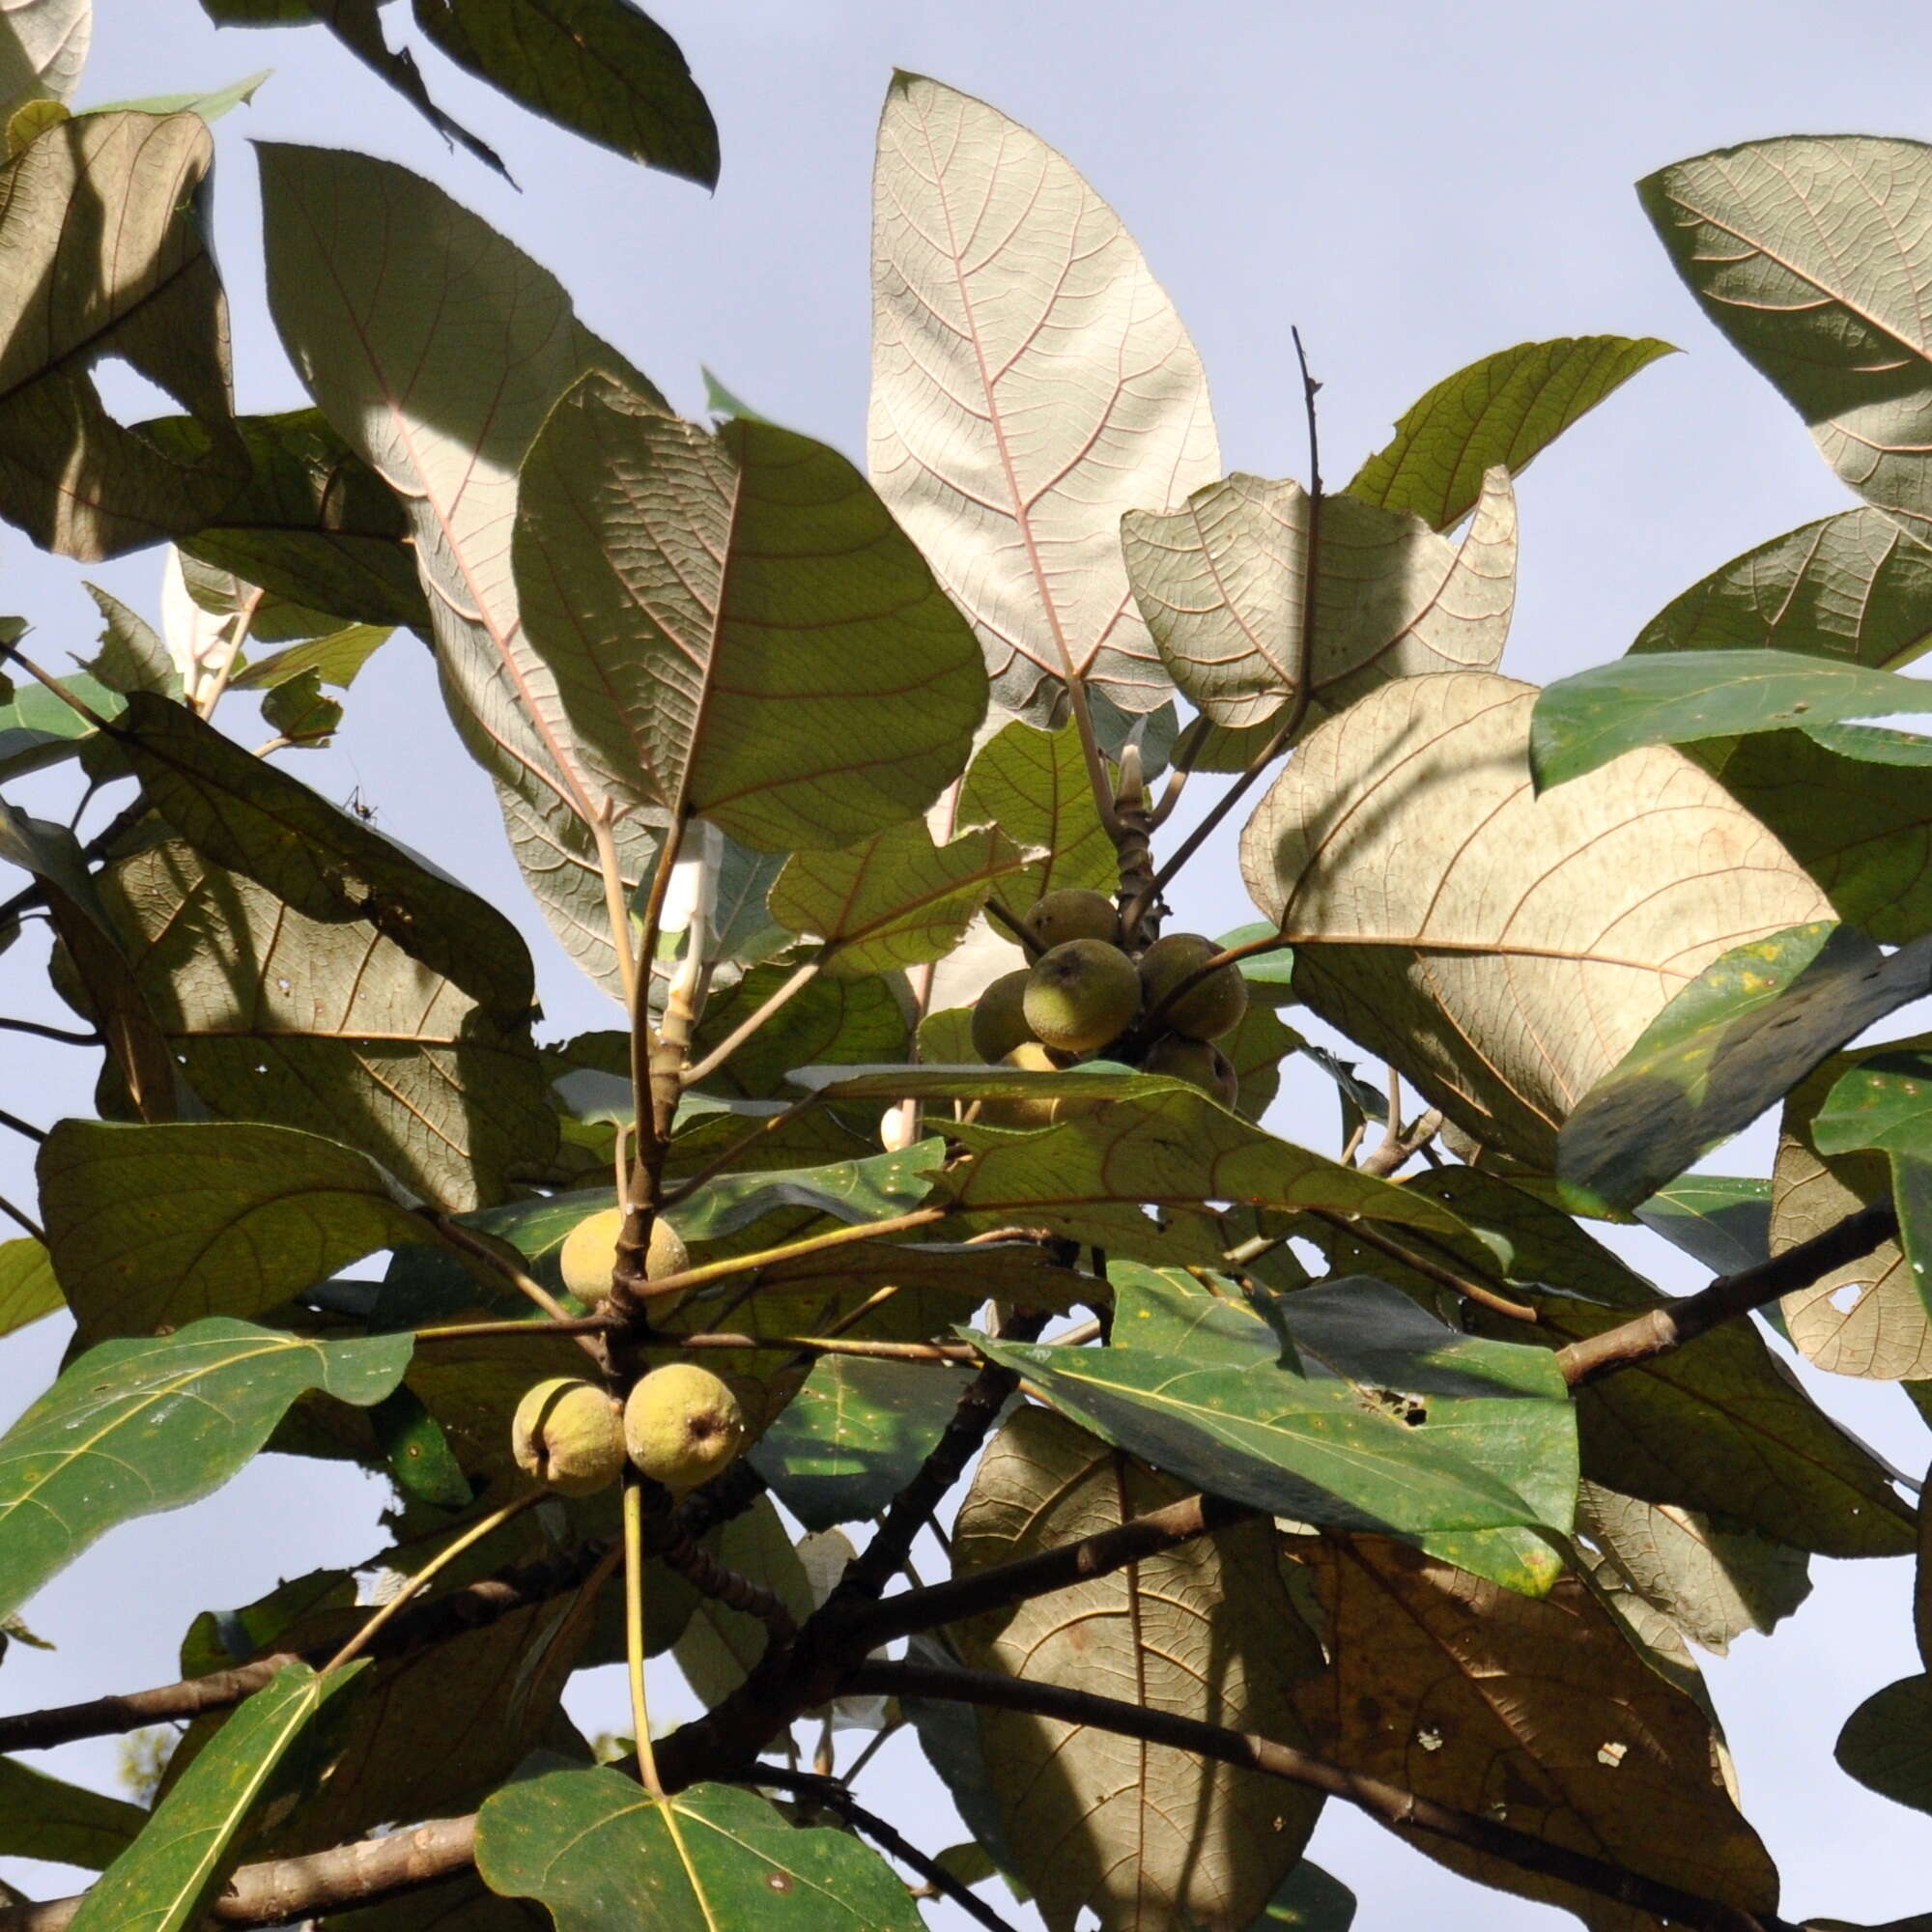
970,889,1248,1122
509,1209,748,1497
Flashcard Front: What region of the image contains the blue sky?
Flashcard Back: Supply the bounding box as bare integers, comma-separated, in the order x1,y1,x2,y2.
3,1,1931,1923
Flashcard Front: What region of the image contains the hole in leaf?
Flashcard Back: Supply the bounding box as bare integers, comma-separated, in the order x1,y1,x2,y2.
1830,1282,1865,1313
91,355,177,429
1598,1741,1628,1767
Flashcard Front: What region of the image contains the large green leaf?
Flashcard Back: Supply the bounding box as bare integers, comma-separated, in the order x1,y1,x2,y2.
1346,336,1672,530
39,1119,446,1346
94,837,552,1212
258,142,663,996
412,0,717,185
1530,648,1932,788
0,109,245,558
476,1766,926,1929
1690,724,1932,943
977,1276,1577,1580
1631,509,1932,669
803,1065,1471,1264
868,72,1218,721
0,1756,143,1870
767,822,1026,974
956,718,1115,914
1325,1168,1914,1555
688,967,909,1101
67,1662,361,1932
1122,467,1517,731
0,1319,412,1616
1240,670,1833,1172
1643,137,1932,544
516,378,986,853
749,1354,964,1531
0,0,90,118
1816,1045,1932,1314
1635,1173,1772,1276
1291,1535,1778,1923
952,1406,1319,1931
1556,923,1932,1212
145,409,429,631
1774,1053,1932,1379
114,692,536,1015
0,661,123,780
1838,1673,1932,1815
0,1236,60,1337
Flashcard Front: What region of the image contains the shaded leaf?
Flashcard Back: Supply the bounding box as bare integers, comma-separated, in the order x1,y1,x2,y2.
1122,467,1516,731
953,1406,1319,1931
259,666,341,742
690,966,909,1101
1837,1673,1932,1815
956,718,1116,914
516,378,986,853
95,836,554,1212
1240,670,1832,1172
0,110,245,558
1347,336,1672,530
1816,1045,1932,1311
1643,137,1932,544
258,142,662,995
1530,648,1932,789
39,1118,445,1347
0,1318,411,1617
1577,1482,1811,1655
1557,923,1932,1212
476,1766,925,1929
768,822,1027,975
67,1662,361,1932
977,1277,1576,1586
750,1354,964,1530
1634,1175,1772,1277
1630,508,1932,669
1251,1861,1357,1931
868,72,1218,721
1291,1535,1778,1930
0,1755,143,1869
412,0,718,186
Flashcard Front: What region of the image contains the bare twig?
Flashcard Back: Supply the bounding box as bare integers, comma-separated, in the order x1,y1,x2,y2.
846,1661,1796,1932
0,1016,99,1046
0,1107,46,1145
660,1529,798,1642
1359,1107,1444,1179
0,1190,43,1241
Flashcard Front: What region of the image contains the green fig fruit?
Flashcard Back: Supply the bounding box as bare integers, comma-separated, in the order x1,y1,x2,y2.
970,967,1036,1063
559,1207,690,1309
624,1362,748,1492
1141,1033,1240,1108
511,1378,625,1495
1024,888,1122,950
1024,938,1141,1053
1137,932,1247,1041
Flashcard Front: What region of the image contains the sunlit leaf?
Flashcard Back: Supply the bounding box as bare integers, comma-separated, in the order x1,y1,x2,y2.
956,718,1116,914
67,1662,362,1932
689,966,909,1101
1122,466,1516,731
0,1236,59,1337
953,1406,1319,1930
1240,670,1832,1172
1557,923,1932,1212
0,1319,411,1617
1347,336,1672,530
0,110,245,558
1643,137,1932,544
868,72,1218,721
1531,648,1932,789
477,1766,926,1929
0,0,90,118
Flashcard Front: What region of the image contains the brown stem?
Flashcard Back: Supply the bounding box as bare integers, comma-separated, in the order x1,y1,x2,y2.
0,1106,46,1145
1359,1107,1443,1179
669,1331,979,1364
677,959,820,1091
0,1016,99,1046
1557,1200,1899,1387
660,1530,798,1641
736,1766,1020,1932
0,1189,43,1241
1305,1208,1540,1323
845,1662,1796,1932
984,895,1045,960
0,1818,480,1932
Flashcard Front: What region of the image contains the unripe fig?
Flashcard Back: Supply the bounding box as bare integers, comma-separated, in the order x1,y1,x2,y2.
970,968,1036,1064
624,1363,748,1492
559,1207,690,1308
511,1378,625,1495
1141,1033,1240,1108
1138,932,1247,1041
1024,938,1140,1054
978,1040,1096,1127
1024,888,1122,950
